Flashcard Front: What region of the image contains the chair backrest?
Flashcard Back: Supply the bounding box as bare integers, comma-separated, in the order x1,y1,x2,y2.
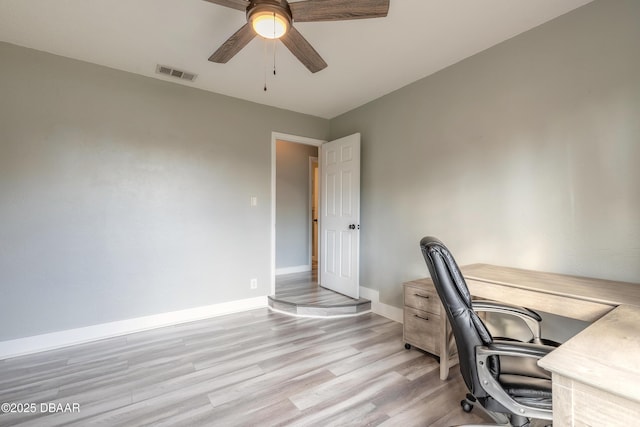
419,236,492,397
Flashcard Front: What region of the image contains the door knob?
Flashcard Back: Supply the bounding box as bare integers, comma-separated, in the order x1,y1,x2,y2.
349,224,358,230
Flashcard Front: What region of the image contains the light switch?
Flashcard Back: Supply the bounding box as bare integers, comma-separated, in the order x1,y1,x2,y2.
250,196,257,207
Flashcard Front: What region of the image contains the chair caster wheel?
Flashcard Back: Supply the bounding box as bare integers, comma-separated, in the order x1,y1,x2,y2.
404,343,411,350
461,400,473,413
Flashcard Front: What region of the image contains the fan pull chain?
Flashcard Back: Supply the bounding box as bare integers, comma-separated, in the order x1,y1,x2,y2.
272,13,277,76
262,14,279,92
263,38,268,91
263,39,277,91
273,38,277,76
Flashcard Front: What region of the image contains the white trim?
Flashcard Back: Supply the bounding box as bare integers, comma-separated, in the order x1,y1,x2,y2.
275,265,311,275
309,156,318,270
360,286,403,323
272,132,326,147
271,131,326,295
268,306,371,319
0,296,267,360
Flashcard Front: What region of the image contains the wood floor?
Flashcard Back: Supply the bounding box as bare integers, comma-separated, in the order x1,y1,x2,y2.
0,309,492,426
269,271,371,317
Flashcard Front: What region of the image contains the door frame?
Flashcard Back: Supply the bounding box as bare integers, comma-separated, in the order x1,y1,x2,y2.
309,156,318,266
270,132,326,295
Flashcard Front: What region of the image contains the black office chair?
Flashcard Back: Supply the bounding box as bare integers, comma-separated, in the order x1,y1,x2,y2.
420,236,556,427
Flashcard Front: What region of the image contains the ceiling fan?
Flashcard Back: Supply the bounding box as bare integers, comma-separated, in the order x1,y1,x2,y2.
204,0,390,73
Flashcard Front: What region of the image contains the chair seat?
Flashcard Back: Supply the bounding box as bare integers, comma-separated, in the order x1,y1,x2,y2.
499,374,553,410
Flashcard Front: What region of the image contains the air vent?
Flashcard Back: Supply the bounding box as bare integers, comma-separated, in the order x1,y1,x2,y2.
156,65,197,82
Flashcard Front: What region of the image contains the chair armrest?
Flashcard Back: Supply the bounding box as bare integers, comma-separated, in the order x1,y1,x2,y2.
472,301,541,321
485,340,554,359
475,341,555,421
472,300,542,343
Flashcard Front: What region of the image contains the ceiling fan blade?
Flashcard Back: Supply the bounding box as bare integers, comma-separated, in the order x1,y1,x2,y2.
209,23,256,63
201,0,249,12
280,26,327,73
290,0,390,22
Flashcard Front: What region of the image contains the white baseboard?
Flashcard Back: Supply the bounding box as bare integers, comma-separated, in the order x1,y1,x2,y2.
360,286,403,323
275,265,311,275
268,306,371,319
0,296,268,360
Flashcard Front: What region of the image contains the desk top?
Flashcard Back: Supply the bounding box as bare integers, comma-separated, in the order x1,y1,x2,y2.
539,304,640,404
461,263,640,309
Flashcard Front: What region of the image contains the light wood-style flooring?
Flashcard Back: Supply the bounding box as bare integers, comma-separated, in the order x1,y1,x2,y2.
0,309,492,426
269,271,371,316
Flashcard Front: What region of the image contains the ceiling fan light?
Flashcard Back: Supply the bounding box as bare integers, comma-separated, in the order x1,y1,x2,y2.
251,11,288,39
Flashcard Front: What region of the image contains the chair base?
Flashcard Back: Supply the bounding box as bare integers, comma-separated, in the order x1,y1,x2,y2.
455,394,540,427
461,393,476,412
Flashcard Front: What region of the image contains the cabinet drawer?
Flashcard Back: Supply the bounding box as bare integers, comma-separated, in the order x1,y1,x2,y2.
404,286,440,314
404,306,440,354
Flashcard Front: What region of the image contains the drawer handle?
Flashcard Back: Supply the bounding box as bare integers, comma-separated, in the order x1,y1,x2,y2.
414,314,429,321
414,293,430,299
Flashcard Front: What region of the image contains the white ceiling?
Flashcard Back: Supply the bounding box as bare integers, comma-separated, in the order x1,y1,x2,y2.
0,0,593,119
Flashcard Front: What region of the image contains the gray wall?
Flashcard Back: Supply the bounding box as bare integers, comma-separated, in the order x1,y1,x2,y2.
0,42,329,341
2,0,639,344
330,0,640,331
275,140,318,270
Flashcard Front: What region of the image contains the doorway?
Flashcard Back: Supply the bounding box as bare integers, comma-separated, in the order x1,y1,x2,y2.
270,132,325,295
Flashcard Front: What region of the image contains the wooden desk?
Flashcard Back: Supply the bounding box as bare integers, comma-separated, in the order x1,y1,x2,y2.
462,263,640,322
408,264,640,425
539,305,640,426
414,263,640,380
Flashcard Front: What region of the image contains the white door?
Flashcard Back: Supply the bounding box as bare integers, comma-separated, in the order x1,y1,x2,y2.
319,133,360,299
